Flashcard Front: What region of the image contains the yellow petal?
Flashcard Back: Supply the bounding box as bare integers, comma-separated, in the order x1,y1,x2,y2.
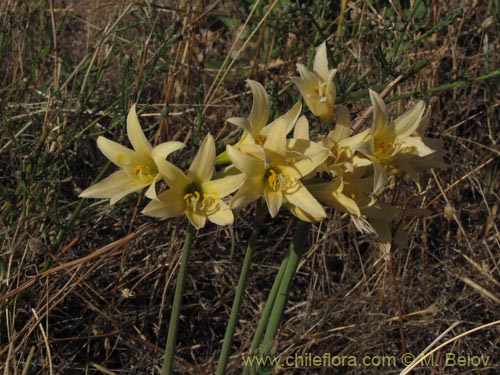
226,145,265,177
188,134,215,182
227,116,252,134
207,201,234,226
151,141,185,159
400,137,435,157
186,208,206,229
286,203,324,222
417,109,431,134
308,181,360,216
372,159,388,193
264,188,282,218
292,148,330,177
79,170,145,205
263,103,302,161
293,116,310,140
330,105,351,142
127,104,153,157
154,157,190,188
142,189,186,218
313,42,329,81
144,174,161,200
202,173,246,199
295,64,320,88
238,143,265,161
332,192,361,216
97,136,145,169
394,101,425,139
247,80,270,136
285,184,326,219
369,89,388,136
230,182,263,209
261,101,302,138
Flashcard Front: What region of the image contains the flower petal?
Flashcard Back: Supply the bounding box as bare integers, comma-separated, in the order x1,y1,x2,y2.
142,189,186,218
285,184,326,219
293,116,310,140
151,141,185,159
330,105,351,142
144,174,161,200
154,157,190,188
127,104,153,157
202,173,246,199
227,117,252,134
369,89,388,136
226,145,265,176
208,201,234,226
97,136,143,169
186,208,206,229
247,80,270,135
79,170,145,205
230,182,263,209
263,102,302,161
372,159,388,193
313,42,329,81
394,101,425,139
264,188,282,218
292,148,330,177
400,136,435,157
188,134,215,182
332,192,361,216
296,64,320,87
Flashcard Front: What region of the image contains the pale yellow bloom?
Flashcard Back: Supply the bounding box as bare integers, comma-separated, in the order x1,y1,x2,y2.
227,79,270,145
320,105,372,174
227,113,329,221
356,89,437,192
216,81,301,164
292,41,337,124
142,134,245,229
79,105,185,204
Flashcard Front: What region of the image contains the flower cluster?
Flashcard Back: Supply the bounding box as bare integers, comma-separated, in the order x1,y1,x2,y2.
80,42,444,240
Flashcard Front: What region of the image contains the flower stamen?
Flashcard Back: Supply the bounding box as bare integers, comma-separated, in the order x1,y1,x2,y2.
267,168,293,192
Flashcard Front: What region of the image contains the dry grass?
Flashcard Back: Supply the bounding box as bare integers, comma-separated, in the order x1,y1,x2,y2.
0,0,499,374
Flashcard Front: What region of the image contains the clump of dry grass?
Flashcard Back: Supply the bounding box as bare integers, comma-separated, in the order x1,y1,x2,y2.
0,1,499,374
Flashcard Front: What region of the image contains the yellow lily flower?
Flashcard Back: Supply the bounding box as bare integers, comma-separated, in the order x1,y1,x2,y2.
227,79,270,145
320,105,372,174
79,105,185,204
142,134,246,229
227,113,329,221
357,89,437,192
292,41,337,124
216,81,302,164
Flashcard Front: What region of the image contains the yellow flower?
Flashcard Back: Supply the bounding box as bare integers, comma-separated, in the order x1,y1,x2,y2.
320,105,372,174
357,89,437,192
227,112,329,221
292,41,337,124
226,79,270,145
142,134,245,229
79,105,185,204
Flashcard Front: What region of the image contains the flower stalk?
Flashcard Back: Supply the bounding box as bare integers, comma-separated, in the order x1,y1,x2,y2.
261,220,310,354
243,220,311,373
216,203,265,375
161,223,196,375
242,250,289,375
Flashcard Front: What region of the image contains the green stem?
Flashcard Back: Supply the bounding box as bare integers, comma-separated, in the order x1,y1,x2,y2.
242,248,290,375
216,213,263,375
161,223,196,375
242,220,311,374
260,220,310,355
